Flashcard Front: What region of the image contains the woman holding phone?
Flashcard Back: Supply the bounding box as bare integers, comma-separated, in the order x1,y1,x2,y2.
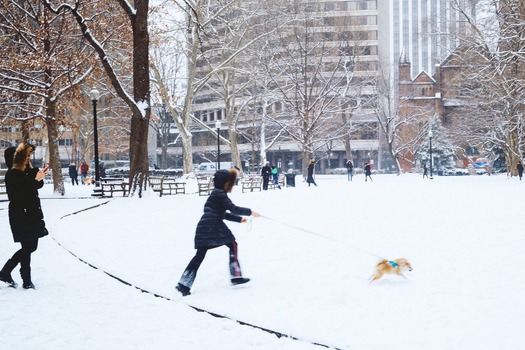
0,143,49,289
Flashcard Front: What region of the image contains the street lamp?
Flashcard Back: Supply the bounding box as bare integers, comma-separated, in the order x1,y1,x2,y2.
215,120,221,170
428,129,433,180
90,88,102,195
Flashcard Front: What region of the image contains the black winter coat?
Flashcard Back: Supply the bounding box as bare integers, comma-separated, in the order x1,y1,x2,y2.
194,188,251,249
5,167,48,242
261,165,271,179
69,165,78,177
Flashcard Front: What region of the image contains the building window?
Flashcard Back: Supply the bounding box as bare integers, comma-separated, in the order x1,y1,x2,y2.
58,138,73,146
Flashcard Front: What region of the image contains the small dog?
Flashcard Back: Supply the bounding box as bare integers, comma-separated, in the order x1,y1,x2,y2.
369,258,412,283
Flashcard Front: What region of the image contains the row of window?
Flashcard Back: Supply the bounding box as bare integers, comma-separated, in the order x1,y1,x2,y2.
319,30,377,42
0,139,70,148
323,15,377,27
307,1,377,12
194,110,223,123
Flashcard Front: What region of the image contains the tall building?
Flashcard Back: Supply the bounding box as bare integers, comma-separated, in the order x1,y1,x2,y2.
379,0,475,81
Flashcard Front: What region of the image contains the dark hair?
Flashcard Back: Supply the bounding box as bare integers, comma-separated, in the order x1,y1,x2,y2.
13,143,35,170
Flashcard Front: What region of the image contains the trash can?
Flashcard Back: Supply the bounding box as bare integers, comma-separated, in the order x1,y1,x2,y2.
285,173,296,187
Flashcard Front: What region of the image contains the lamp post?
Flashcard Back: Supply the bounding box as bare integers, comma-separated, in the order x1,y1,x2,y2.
216,120,221,170
429,129,433,180
90,88,102,195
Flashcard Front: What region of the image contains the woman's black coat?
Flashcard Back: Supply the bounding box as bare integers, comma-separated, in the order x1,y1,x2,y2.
194,188,251,249
307,163,315,183
5,167,48,242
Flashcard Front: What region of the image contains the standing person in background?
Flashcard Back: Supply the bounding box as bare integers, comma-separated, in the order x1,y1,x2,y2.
80,160,89,184
69,163,79,185
99,162,106,178
271,166,281,189
423,164,429,179
307,159,317,187
364,162,373,182
346,160,353,181
0,143,49,289
261,162,271,190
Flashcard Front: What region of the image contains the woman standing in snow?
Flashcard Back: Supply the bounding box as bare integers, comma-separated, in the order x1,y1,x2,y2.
307,159,317,187
0,143,49,289
176,168,260,296
364,162,373,182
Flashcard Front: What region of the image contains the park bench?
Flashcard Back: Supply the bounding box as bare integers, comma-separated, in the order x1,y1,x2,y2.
241,176,262,193
197,176,213,196
149,176,186,197
268,174,285,190
100,178,129,197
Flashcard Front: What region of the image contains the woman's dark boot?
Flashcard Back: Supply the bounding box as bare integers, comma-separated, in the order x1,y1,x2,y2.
20,268,35,289
231,277,250,286
0,259,18,288
175,283,191,296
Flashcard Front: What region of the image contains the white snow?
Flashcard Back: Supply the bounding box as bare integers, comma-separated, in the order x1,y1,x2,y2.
1,174,524,350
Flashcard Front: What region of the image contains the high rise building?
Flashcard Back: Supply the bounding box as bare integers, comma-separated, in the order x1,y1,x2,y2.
379,0,476,80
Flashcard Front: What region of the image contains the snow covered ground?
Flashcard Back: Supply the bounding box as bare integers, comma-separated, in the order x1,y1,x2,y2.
1,173,524,350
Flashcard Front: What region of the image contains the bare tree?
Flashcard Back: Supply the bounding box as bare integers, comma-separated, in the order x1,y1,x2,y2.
264,2,358,175
44,0,152,195
375,64,430,174
449,0,525,176
0,0,95,195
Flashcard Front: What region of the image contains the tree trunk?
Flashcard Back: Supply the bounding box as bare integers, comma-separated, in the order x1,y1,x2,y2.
45,114,65,196
128,0,151,197
229,128,242,170
506,125,520,176
302,148,309,178
387,141,401,175
180,132,193,174
342,113,352,161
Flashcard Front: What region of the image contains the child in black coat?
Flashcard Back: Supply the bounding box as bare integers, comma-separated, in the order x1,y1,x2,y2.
176,168,260,296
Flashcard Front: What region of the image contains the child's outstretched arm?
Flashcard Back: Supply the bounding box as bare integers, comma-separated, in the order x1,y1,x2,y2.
241,211,260,223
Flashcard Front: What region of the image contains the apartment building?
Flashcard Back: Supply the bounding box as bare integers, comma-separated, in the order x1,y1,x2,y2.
185,0,381,173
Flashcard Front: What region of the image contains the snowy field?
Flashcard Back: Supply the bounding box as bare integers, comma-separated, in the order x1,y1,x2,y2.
1,173,524,350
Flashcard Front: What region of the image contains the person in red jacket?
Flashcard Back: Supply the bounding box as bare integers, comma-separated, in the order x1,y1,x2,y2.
80,160,89,184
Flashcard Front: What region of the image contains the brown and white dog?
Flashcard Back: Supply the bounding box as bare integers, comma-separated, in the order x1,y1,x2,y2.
369,258,412,283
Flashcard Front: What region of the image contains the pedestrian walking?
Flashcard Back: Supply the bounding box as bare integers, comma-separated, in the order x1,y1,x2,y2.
175,169,260,296
346,160,353,181
0,143,49,289
69,163,79,185
423,164,428,179
518,162,524,180
261,162,271,190
307,159,317,187
80,160,89,184
364,162,373,182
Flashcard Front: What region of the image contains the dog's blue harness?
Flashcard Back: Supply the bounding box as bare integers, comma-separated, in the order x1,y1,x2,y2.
388,261,398,268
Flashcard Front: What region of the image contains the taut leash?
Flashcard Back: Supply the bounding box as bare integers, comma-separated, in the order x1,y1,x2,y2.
260,215,385,260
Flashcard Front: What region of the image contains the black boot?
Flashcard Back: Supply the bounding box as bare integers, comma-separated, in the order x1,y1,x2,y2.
0,259,18,288
20,268,35,289
231,277,250,286
175,283,191,296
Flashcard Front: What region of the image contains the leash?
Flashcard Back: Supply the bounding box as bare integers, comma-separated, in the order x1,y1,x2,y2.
260,215,386,260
